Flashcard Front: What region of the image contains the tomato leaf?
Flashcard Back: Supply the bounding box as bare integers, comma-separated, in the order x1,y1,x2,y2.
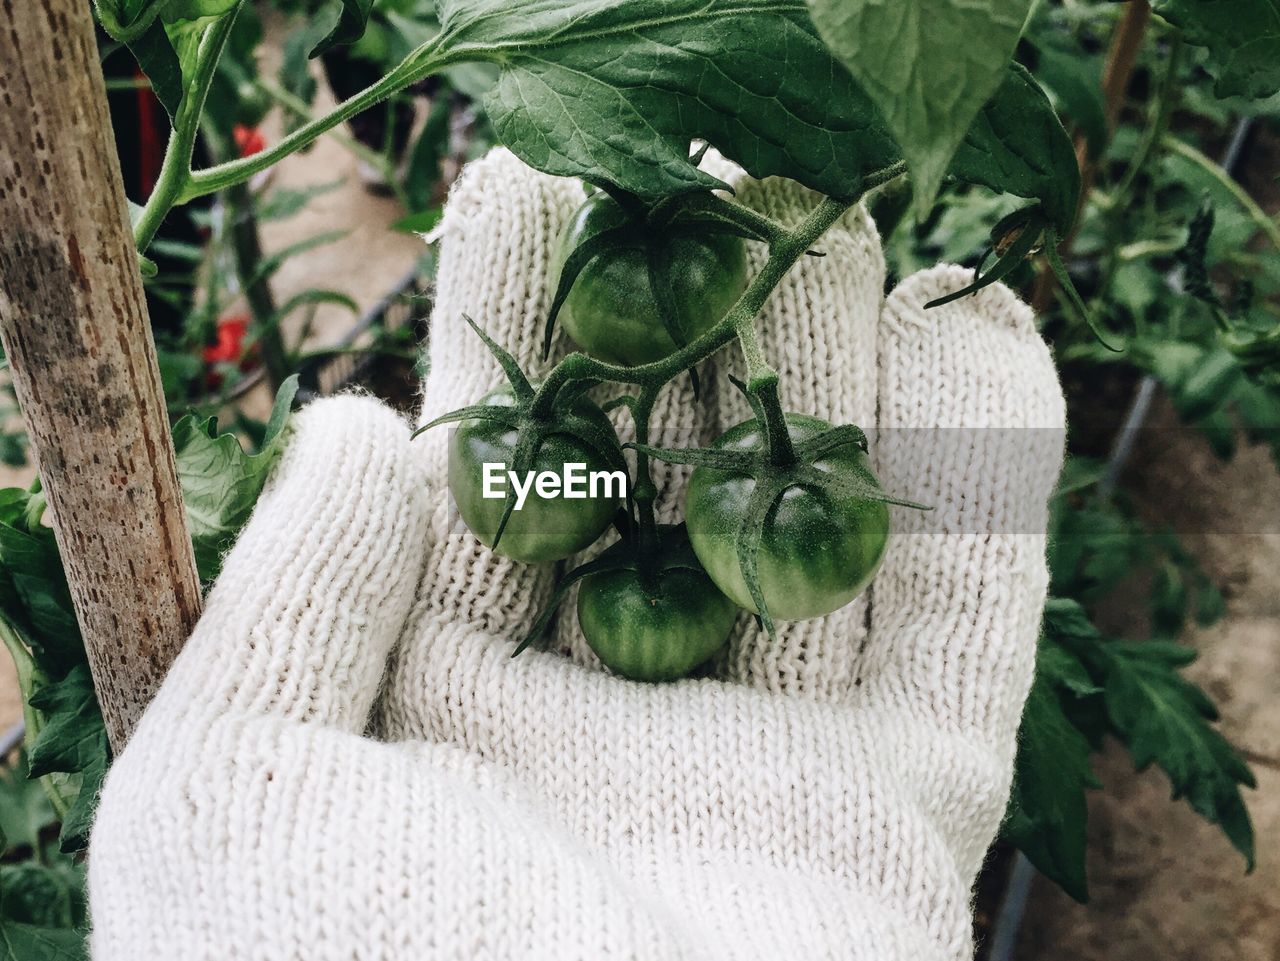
951,63,1080,234
126,19,185,121
1099,641,1257,869
805,0,1033,217
0,920,86,961
173,375,298,583
0,507,82,679
93,0,167,42
436,0,900,200
25,668,107,785
0,865,79,930
309,0,376,58
0,754,56,857
1152,0,1280,99
21,666,110,854
1002,650,1098,904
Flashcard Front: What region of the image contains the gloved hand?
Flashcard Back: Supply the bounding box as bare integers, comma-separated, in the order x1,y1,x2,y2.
89,149,1065,961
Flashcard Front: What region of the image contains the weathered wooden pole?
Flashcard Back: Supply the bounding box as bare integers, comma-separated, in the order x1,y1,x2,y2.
0,0,202,749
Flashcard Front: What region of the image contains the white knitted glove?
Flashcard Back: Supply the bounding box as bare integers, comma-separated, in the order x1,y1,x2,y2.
89,149,1065,961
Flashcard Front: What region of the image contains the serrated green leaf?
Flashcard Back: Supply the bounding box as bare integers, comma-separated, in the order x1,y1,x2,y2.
1039,631,1102,697
0,511,82,678
951,63,1080,233
1042,597,1101,641
1003,664,1097,903
438,0,900,201
1153,0,1280,100
173,376,298,582
26,668,108,783
1101,641,1256,868
56,757,106,855
806,0,1033,217
16,663,110,854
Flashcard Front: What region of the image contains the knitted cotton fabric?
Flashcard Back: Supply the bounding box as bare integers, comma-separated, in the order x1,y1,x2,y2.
88,149,1066,961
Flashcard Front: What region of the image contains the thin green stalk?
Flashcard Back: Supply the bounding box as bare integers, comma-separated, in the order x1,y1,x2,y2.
1097,30,1182,311
133,5,244,252
629,387,660,565
256,77,411,210
179,36,449,205
734,319,796,464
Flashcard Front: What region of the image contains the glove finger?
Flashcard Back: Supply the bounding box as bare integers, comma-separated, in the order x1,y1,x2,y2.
388,151,591,724
145,396,429,736
416,148,585,489
712,175,885,699
864,266,1066,742
413,149,585,629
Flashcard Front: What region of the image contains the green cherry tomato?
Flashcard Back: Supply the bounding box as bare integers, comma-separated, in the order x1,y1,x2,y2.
234,81,272,127
448,388,619,564
577,565,737,682
555,193,748,366
685,414,891,621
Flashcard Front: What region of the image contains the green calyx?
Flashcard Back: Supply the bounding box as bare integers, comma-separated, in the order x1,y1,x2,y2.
633,415,927,638
413,316,627,554
514,522,707,657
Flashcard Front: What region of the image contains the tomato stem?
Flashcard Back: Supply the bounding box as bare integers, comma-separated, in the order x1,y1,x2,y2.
172,35,452,209
753,380,797,467
630,387,661,573
132,4,246,252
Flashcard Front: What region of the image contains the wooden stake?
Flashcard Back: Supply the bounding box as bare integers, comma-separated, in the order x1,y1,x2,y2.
0,0,202,750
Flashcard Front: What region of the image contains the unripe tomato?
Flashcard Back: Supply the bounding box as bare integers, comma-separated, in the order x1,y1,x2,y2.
448,388,619,563
685,414,890,621
577,565,737,682
234,82,272,127
554,193,748,365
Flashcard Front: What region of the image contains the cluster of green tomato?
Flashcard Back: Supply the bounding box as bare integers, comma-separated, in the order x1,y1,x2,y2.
436,191,898,682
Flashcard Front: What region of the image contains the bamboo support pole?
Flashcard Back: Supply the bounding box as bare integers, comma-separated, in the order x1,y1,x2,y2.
0,0,202,750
